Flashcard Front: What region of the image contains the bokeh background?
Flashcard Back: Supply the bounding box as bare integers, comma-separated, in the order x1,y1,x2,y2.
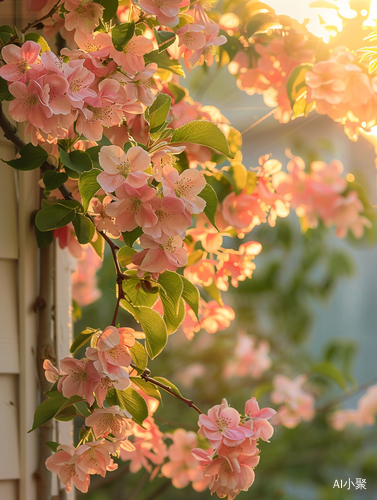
74,1,377,499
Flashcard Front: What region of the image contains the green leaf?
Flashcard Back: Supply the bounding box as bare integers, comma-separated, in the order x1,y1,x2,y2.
133,306,168,359
45,441,60,453
3,143,48,171
36,200,82,231
311,362,348,391
43,170,68,194
129,341,148,373
60,149,93,175
0,25,14,45
223,162,247,195
198,183,218,230
154,29,176,53
145,93,172,135
167,82,187,104
158,270,183,314
203,281,223,306
106,387,148,426
122,227,143,247
145,50,185,77
112,21,135,51
72,213,95,244
78,169,101,213
94,0,118,22
123,277,159,308
171,120,233,158
245,171,258,195
161,296,185,334
54,395,84,420
286,63,314,117
29,393,83,432
118,246,137,267
153,376,182,397
0,77,12,102
25,33,50,52
35,226,54,249
181,276,200,321
85,146,102,169
90,232,105,259
130,377,162,403
70,327,99,354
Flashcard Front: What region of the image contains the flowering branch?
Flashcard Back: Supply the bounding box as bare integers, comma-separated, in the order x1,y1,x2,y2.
135,366,203,414
3,0,64,47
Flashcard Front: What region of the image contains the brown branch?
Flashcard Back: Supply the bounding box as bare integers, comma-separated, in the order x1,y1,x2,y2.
317,374,377,413
134,366,203,414
5,0,64,46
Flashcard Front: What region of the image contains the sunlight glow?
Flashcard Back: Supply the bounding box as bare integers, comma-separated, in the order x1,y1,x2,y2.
264,0,377,42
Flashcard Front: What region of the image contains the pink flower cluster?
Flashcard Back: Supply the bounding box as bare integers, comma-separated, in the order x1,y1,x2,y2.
43,326,143,492
168,4,227,70
226,16,377,138
276,152,371,238
306,47,377,140
329,384,377,430
0,34,156,143
94,144,207,276
224,331,272,379
271,375,315,428
229,24,315,123
189,398,276,499
181,300,235,340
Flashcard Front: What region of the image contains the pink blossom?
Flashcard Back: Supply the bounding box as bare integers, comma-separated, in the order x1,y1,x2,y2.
77,79,123,141
162,164,206,214
92,197,121,238
85,406,132,440
177,24,206,51
72,245,102,307
64,0,104,33
45,445,90,493
111,36,154,75
215,241,262,291
37,74,71,115
64,61,97,109
144,196,190,239
86,326,135,377
43,359,60,383
244,397,276,442
198,398,253,449
139,0,184,27
57,357,100,406
184,259,216,287
132,233,188,274
75,440,118,477
324,191,371,239
0,41,41,82
8,80,53,130
224,332,271,379
120,417,167,472
126,63,158,106
222,191,267,232
200,301,235,334
161,429,207,489
97,145,151,192
94,373,131,408
105,184,156,233
305,60,347,104
271,374,315,428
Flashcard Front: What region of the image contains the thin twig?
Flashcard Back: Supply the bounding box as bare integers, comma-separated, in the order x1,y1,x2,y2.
4,0,63,46
241,108,277,135
133,365,203,414
317,375,377,413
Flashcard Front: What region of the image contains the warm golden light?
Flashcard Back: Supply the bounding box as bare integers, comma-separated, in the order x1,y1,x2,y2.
264,0,377,41
346,173,355,182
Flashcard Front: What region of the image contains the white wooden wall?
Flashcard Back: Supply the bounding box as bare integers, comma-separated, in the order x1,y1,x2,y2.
0,3,75,499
